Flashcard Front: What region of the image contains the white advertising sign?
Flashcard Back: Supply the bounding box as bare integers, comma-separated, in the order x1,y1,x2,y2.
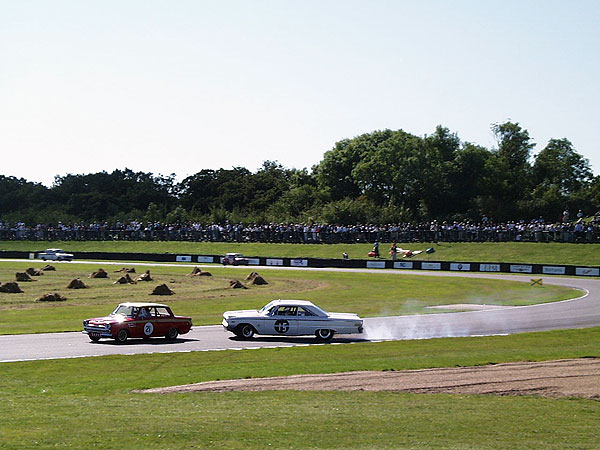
393,261,413,269
576,267,600,276
421,262,441,270
266,258,284,266
197,256,214,263
542,266,566,275
248,258,260,265
176,255,192,262
479,264,501,272
366,261,386,269
510,264,533,273
290,259,308,267
450,263,471,271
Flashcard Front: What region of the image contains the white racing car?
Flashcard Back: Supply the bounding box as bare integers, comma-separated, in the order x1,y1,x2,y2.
37,248,74,261
222,299,363,340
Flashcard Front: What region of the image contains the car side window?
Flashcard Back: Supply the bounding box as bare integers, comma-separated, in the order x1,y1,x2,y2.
156,307,170,317
298,307,315,317
278,306,297,316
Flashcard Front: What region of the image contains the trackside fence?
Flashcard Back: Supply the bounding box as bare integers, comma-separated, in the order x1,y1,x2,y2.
3,251,598,277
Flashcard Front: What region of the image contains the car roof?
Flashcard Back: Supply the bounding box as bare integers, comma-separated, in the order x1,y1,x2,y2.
270,299,316,306
118,302,169,308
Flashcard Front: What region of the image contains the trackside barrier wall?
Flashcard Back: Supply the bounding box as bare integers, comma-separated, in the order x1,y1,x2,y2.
1,251,598,277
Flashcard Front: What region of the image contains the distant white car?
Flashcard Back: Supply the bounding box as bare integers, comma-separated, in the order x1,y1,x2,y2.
221,253,249,266
37,248,74,261
222,299,363,340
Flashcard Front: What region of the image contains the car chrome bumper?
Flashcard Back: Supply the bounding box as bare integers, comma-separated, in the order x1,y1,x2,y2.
82,330,113,338
222,319,236,331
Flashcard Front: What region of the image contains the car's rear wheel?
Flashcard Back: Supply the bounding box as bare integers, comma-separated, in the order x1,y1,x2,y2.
239,324,255,339
166,327,179,340
115,329,128,343
89,335,100,342
315,329,334,341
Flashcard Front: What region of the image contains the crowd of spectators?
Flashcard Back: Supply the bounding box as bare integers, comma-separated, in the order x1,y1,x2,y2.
2,214,600,244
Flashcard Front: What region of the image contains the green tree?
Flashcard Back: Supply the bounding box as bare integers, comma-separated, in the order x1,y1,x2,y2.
482,121,535,220
529,138,593,219
533,138,592,194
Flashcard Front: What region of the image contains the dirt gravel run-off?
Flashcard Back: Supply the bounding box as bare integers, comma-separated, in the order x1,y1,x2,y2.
138,359,600,399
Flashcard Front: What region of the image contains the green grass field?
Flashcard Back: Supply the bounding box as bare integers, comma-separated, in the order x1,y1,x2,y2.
1,327,599,449
1,244,597,449
1,240,600,265
0,261,579,334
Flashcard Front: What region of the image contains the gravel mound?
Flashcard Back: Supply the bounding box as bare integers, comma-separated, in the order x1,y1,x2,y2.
137,358,600,399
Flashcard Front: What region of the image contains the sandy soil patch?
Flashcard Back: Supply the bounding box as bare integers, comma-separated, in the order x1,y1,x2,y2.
138,358,600,399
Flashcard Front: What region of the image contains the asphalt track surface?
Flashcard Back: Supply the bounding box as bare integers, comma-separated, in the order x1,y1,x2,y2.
1,260,599,363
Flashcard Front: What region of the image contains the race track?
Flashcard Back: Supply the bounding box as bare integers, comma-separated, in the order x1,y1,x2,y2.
1,262,599,363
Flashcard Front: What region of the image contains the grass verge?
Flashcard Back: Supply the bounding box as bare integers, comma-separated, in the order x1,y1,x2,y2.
1,327,599,449
0,261,579,334
2,240,600,265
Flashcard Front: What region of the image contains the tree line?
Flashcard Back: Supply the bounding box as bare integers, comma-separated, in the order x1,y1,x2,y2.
2,121,598,225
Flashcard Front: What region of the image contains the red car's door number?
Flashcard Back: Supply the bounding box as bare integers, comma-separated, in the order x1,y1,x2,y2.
143,322,154,336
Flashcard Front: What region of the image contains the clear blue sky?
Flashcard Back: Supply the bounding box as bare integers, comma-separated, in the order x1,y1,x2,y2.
1,0,598,186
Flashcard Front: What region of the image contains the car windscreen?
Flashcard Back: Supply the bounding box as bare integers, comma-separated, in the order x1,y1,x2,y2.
259,301,276,313
111,305,137,317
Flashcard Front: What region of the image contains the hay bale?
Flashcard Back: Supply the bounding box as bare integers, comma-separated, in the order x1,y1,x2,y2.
40,264,56,271
114,274,136,284
66,278,89,289
16,272,35,282
114,267,136,273
190,267,212,277
0,282,24,293
229,279,248,289
38,292,67,302
135,270,153,282
248,274,268,285
26,267,44,276
89,268,109,278
150,284,174,295
245,271,260,280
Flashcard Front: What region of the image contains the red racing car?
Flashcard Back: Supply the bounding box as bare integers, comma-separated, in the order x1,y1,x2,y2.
82,302,192,343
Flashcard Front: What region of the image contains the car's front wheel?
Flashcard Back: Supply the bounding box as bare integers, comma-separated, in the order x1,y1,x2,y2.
115,329,128,343
238,324,255,339
315,329,334,341
166,327,179,340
